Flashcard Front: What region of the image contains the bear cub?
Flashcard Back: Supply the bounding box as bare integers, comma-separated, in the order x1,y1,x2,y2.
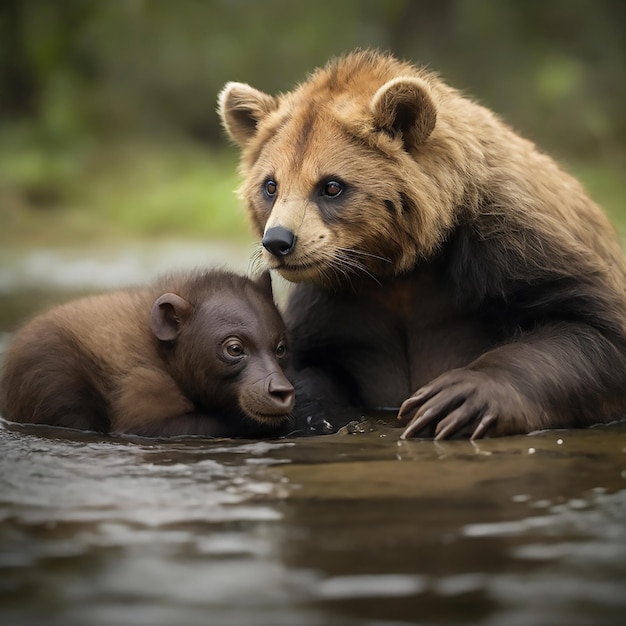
0,270,294,439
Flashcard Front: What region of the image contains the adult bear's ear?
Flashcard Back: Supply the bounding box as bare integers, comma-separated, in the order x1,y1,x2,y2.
371,77,437,150
150,293,193,342
218,82,278,147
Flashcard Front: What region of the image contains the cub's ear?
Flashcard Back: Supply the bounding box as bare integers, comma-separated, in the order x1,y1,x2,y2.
218,82,278,147
150,293,193,342
371,77,437,150
255,270,273,299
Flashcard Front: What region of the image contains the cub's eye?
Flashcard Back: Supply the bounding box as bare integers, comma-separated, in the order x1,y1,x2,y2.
322,181,343,198
223,338,245,359
275,341,288,359
264,179,277,197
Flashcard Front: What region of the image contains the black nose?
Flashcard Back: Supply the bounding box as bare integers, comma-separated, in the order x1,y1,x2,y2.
262,226,296,257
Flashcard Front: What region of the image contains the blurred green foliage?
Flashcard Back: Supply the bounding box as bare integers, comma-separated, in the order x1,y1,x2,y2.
0,0,624,248
0,134,246,245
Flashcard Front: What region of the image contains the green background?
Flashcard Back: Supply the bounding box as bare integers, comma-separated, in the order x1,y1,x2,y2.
1,0,624,249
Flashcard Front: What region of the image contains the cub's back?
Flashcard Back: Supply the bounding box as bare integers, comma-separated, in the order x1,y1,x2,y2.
0,289,154,430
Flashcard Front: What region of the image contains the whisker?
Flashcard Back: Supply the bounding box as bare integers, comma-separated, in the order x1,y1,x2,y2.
336,247,393,265
330,249,383,286
249,242,387,288
247,244,265,278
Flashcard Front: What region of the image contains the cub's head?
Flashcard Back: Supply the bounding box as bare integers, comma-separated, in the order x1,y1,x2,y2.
218,50,464,287
151,271,294,430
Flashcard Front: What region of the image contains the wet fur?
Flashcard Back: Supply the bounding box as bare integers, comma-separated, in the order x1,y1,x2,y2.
219,50,626,439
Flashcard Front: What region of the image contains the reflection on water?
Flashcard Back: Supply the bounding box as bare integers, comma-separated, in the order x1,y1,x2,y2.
1,420,625,626
0,242,292,333
0,241,256,293
1,245,625,625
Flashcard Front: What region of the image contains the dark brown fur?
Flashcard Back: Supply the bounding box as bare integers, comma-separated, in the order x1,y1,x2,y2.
0,270,294,438
219,50,626,439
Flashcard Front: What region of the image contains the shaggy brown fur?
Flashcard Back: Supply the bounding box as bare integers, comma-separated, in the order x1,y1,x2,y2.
218,49,626,439
0,270,293,438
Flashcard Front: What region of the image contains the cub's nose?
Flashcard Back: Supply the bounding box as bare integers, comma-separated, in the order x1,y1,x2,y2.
267,374,295,413
262,226,296,257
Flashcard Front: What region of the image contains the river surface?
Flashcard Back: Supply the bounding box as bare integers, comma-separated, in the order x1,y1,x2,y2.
1,244,625,626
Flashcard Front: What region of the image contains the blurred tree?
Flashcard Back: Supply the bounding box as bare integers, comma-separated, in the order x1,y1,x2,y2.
0,1,623,156
1,0,93,111
0,0,39,117
0,0,623,246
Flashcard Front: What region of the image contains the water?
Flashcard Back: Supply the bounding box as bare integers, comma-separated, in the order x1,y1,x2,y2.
1,421,624,626
1,244,625,625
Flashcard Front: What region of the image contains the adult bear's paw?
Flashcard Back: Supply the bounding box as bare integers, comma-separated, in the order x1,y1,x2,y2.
397,368,534,440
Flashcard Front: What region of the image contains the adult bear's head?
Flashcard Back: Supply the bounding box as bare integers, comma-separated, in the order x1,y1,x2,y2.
218,50,477,287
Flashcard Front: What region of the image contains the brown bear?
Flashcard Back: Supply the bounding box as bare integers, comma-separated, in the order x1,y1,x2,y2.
0,270,294,439
218,49,626,440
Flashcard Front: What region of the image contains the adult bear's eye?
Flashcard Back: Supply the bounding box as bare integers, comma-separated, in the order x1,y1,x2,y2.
323,181,343,198
264,180,277,197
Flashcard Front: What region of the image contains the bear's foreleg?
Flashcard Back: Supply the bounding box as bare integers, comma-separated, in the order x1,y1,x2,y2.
398,321,626,439
288,365,364,436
